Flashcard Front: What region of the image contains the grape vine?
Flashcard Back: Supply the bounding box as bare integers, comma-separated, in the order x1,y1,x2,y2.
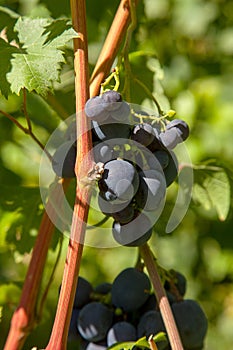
1,1,231,350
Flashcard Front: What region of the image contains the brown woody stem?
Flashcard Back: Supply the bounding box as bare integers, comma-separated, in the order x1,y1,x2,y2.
140,244,184,350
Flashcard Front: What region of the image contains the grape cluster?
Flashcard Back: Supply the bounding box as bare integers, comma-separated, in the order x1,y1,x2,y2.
67,267,208,350
86,90,189,246
51,90,190,246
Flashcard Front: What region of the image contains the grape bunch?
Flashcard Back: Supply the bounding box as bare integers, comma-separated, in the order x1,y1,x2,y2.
86,90,189,246
51,90,190,246
67,267,208,350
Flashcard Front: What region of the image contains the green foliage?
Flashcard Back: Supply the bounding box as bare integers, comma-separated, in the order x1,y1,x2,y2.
0,185,43,253
192,165,231,221
0,39,20,98
0,13,78,97
109,333,167,350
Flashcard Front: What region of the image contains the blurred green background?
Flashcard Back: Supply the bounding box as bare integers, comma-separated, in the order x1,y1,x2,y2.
0,0,233,349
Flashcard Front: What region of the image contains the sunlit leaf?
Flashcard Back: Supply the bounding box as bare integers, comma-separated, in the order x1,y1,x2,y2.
0,39,21,98
192,166,231,221
0,185,43,253
6,17,78,96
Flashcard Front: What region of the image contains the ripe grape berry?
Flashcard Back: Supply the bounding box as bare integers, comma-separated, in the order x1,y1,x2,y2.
164,270,187,297
73,276,93,308
107,321,137,346
98,159,139,202
159,119,190,149
136,170,166,211
85,95,109,122
77,301,113,342
85,90,130,123
111,267,151,312
112,212,153,247
131,123,156,147
166,119,189,141
172,300,208,349
137,310,166,338
92,120,131,141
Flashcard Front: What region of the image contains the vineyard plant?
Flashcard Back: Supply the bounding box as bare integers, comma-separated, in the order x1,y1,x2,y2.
0,1,233,350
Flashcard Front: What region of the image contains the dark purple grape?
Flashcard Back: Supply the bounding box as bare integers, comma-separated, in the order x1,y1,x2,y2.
137,310,169,350
107,321,137,347
163,151,178,187
149,150,170,170
98,194,130,215
98,159,139,202
166,119,189,141
112,213,152,247
94,91,131,121
52,141,76,178
99,190,118,201
110,101,130,121
111,202,135,224
68,308,80,341
166,291,176,304
111,268,151,312
147,126,163,152
93,142,114,163
135,170,166,211
172,300,208,349
94,283,112,295
102,90,122,106
131,123,155,147
74,276,93,309
92,120,131,141
164,270,187,297
139,294,157,315
85,96,109,122
159,128,180,149
86,341,107,350
137,310,165,338
77,302,113,342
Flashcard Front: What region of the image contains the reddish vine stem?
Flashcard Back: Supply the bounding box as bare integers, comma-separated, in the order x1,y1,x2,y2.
90,0,132,97
140,244,184,350
45,0,92,348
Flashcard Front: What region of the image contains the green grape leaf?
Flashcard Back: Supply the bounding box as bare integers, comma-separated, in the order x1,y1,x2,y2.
0,185,43,254
128,52,155,105
42,18,72,44
0,39,21,98
192,165,231,221
108,333,167,350
6,17,78,97
108,341,135,350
